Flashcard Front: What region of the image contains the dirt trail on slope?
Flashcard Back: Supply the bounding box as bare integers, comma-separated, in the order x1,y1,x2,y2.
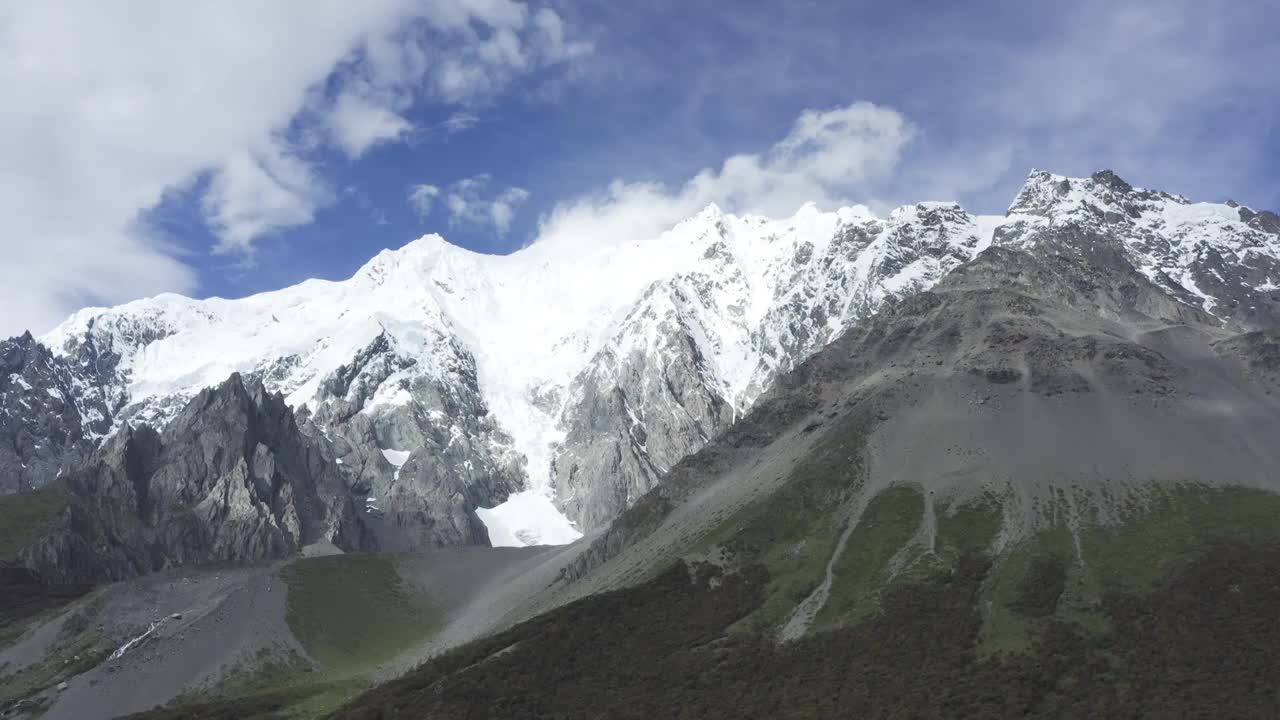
31,563,297,720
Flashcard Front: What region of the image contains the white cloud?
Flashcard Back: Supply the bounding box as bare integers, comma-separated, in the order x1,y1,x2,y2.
424,174,530,235
490,187,532,234
442,111,480,134
0,1,589,336
531,8,594,63
534,101,914,250
407,184,441,219
203,144,329,254
327,91,414,158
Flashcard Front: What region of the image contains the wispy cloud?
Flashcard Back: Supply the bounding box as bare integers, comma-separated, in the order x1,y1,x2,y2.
203,143,330,255
490,187,533,234
407,183,441,219
421,175,531,236
326,92,414,159
442,111,480,134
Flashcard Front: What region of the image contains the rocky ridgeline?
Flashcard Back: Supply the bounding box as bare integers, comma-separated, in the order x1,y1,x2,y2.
4,169,1280,581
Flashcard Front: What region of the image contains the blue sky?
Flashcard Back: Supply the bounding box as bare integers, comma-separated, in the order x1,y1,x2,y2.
2,1,1278,335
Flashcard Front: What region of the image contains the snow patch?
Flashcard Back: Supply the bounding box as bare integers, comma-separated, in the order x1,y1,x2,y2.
477,489,583,547
362,385,414,414
381,447,411,481
380,448,411,467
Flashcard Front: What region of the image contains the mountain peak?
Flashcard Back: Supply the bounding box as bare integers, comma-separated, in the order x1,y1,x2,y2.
889,200,965,220
1007,169,1073,215
17,167,1280,556
1089,169,1134,194
698,201,725,219
365,233,466,267
674,202,727,232
1008,168,1149,217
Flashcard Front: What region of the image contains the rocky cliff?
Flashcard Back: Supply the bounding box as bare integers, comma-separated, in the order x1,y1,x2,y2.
20,374,358,582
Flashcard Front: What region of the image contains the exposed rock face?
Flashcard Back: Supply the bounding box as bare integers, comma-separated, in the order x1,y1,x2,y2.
552,203,999,529
559,235,1280,586
1000,169,1280,329
1213,330,1280,393
20,374,362,583
551,306,734,531
306,331,520,549
0,332,113,494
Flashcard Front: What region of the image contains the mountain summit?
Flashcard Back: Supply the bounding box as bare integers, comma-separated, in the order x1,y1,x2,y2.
4,170,1279,558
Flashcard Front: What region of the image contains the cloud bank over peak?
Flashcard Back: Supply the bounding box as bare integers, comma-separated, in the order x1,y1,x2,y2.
533,102,913,251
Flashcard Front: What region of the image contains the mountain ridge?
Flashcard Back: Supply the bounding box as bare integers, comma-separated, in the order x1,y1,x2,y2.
6,168,1280,552
9,170,1280,719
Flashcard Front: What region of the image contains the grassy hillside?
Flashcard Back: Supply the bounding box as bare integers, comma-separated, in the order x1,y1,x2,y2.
0,480,68,562
313,483,1280,719
0,481,85,661
119,472,1280,720
281,553,440,672
322,539,1280,718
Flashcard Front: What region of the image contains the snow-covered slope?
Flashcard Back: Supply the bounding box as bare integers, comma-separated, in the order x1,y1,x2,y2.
547,201,1000,529
36,200,998,544
29,169,1280,547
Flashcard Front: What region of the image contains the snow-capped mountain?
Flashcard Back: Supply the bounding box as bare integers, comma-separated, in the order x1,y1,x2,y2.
1001,170,1280,326
26,199,999,545
547,201,1001,529
7,169,1280,549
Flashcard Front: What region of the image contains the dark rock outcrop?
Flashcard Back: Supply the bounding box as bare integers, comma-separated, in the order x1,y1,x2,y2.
0,333,113,494
20,374,362,583
1213,330,1280,393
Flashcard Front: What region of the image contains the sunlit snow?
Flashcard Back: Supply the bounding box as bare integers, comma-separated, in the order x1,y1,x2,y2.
476,489,582,547
40,178,1274,550
380,448,411,467
34,201,1009,550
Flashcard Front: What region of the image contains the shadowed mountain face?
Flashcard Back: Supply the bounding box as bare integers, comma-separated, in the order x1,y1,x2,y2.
17,374,363,583
555,239,1280,592
12,371,530,583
